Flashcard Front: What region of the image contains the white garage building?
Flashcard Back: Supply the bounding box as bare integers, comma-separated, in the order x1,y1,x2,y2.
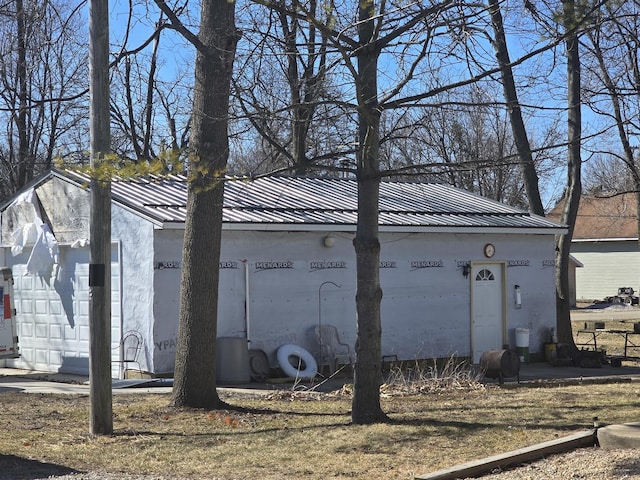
0,169,566,377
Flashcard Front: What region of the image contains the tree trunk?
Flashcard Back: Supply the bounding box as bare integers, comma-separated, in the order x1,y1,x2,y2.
555,0,581,350
16,0,30,187
351,0,387,425
488,0,544,216
170,0,237,409
171,184,225,408
352,171,386,423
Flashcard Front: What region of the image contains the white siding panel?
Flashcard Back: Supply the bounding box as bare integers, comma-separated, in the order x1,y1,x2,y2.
35,323,47,338
573,248,640,301
35,348,47,364
64,325,76,340
35,300,47,314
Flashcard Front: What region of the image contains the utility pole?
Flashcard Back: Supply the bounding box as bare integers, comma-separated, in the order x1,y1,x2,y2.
88,0,113,434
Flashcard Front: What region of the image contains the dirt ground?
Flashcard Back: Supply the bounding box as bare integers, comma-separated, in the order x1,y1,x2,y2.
465,447,640,480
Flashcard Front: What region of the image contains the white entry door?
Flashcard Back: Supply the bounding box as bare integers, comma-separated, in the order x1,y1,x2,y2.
471,263,504,363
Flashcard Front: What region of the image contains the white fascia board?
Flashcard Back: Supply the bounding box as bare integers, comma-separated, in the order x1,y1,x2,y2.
569,255,584,267
221,223,348,232
378,226,567,235
154,222,184,229
213,223,566,235
573,237,638,242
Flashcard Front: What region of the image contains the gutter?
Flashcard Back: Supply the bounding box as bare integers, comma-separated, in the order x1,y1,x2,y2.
573,237,639,243
219,223,567,235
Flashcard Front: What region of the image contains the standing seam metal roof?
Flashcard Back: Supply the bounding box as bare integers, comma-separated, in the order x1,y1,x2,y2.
52,169,564,230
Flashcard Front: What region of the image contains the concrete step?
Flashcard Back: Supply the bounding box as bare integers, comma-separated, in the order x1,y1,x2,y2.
597,422,640,449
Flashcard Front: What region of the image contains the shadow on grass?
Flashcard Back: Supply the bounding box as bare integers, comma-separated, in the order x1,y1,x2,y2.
384,416,583,432
0,372,86,384
0,386,25,394
170,400,349,417
0,454,80,480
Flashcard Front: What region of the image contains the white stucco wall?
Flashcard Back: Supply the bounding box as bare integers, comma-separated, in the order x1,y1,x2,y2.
380,232,556,360
111,205,156,373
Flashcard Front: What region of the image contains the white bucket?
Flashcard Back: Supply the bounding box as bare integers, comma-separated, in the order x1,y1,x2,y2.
515,328,530,347
515,328,529,363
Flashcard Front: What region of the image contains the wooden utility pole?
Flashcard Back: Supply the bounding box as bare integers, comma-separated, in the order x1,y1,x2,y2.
88,0,113,434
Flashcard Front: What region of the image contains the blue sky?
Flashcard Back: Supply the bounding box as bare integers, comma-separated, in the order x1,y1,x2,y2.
101,0,623,211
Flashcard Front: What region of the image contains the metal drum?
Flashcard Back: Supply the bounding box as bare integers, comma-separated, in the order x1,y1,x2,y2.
216,337,250,384
480,349,520,384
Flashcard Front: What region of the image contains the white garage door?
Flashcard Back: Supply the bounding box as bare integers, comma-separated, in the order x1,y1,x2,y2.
5,244,121,376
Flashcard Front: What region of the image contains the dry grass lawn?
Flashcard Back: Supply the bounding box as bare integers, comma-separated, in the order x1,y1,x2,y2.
2,378,640,479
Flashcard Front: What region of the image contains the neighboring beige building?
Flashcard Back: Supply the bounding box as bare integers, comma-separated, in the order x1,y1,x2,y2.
549,194,640,303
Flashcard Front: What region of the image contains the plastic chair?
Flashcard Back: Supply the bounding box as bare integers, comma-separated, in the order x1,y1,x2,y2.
114,330,143,378
314,325,353,374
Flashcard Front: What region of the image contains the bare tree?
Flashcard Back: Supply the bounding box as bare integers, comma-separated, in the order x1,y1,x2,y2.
555,0,582,349
318,0,489,424
0,0,88,201
583,153,636,195
583,1,640,239
231,0,351,176
109,11,193,163
253,0,574,422
488,0,544,215
382,85,532,209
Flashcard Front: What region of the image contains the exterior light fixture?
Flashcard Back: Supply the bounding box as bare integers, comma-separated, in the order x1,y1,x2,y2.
323,235,335,248
462,263,471,278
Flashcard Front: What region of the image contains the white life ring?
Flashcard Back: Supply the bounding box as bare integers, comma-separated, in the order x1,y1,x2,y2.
277,344,318,379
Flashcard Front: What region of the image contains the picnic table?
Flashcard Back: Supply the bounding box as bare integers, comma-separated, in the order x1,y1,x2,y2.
577,327,640,359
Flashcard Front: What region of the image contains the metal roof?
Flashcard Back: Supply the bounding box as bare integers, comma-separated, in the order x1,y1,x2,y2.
48,169,564,232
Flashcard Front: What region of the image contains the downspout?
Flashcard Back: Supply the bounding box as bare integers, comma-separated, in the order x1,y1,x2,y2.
243,259,250,346
116,240,124,379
